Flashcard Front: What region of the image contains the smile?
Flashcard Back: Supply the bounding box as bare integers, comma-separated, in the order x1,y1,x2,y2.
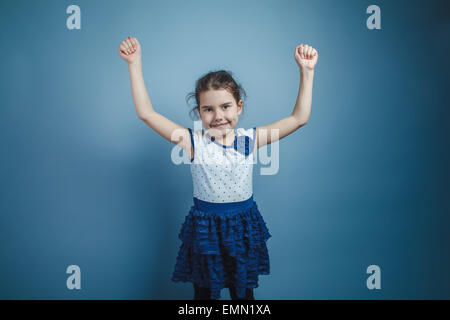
211,122,229,128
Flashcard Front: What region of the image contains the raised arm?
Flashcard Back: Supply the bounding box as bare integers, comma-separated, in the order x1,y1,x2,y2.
256,43,318,149
118,36,192,157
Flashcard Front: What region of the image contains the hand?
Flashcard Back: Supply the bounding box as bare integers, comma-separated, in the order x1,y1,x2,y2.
118,36,142,65
294,44,318,71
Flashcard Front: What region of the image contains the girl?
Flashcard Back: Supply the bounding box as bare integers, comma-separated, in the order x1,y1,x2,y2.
118,36,318,300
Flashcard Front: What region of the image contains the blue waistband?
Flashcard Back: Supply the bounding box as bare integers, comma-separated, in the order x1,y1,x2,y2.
193,195,254,213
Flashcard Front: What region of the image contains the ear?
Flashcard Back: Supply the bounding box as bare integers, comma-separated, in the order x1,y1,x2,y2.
237,100,243,115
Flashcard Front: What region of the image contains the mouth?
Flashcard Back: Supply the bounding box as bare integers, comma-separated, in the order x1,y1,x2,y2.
211,122,229,129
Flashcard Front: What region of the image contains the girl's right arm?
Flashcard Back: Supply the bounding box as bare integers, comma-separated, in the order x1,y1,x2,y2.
118,37,193,159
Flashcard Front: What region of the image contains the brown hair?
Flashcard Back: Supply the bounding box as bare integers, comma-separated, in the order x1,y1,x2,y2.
186,70,247,120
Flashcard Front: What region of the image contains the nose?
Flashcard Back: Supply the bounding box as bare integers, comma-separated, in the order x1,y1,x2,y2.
214,110,224,122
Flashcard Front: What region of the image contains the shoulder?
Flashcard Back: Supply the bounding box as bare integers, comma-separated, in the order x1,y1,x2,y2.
189,128,204,137
188,128,207,145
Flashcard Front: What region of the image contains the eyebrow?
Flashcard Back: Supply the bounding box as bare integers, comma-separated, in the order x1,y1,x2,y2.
200,102,232,109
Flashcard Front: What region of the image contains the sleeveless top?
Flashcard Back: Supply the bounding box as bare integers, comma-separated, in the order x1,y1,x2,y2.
187,127,257,203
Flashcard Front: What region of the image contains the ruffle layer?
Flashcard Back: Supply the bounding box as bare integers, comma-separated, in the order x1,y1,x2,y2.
171,201,271,300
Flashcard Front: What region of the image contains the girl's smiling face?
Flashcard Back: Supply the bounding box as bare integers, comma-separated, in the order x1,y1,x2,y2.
198,89,243,137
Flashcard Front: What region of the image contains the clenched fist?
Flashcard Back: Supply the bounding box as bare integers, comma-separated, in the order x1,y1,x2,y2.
118,36,142,65
294,44,318,71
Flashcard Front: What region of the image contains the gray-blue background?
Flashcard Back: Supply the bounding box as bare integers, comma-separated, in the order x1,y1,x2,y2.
0,0,448,299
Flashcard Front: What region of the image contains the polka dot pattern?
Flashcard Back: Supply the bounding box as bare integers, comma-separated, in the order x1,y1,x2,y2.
190,127,257,203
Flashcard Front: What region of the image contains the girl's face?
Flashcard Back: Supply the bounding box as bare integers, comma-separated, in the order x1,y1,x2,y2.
198,89,243,137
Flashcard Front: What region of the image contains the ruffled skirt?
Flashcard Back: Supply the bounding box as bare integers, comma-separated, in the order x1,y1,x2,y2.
171,195,271,300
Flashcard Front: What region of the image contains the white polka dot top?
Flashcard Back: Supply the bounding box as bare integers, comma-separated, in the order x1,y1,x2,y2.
187,127,257,203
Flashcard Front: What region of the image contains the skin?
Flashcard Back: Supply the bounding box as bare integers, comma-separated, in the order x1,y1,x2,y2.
196,89,243,145
119,36,318,160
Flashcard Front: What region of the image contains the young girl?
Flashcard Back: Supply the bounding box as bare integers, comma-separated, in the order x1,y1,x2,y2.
118,36,318,300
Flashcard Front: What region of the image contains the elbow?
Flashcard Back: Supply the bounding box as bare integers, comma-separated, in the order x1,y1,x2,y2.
138,111,154,121
297,121,307,129
292,115,308,128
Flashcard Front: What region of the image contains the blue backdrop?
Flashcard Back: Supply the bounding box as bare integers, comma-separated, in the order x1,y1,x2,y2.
0,0,448,299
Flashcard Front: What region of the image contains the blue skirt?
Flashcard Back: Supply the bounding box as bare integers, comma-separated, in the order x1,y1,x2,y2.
171,195,271,300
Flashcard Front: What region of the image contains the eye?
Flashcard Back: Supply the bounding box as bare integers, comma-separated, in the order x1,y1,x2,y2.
223,105,229,109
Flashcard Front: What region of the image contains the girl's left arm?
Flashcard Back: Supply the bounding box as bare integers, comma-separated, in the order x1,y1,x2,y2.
255,44,318,149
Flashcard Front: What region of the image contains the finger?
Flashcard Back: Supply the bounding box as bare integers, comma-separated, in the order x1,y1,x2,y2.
127,37,135,50
300,45,305,58
307,46,313,58
125,38,134,52
125,39,134,53
130,37,138,48
122,41,131,54
302,44,308,59
120,44,129,54
312,48,317,56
